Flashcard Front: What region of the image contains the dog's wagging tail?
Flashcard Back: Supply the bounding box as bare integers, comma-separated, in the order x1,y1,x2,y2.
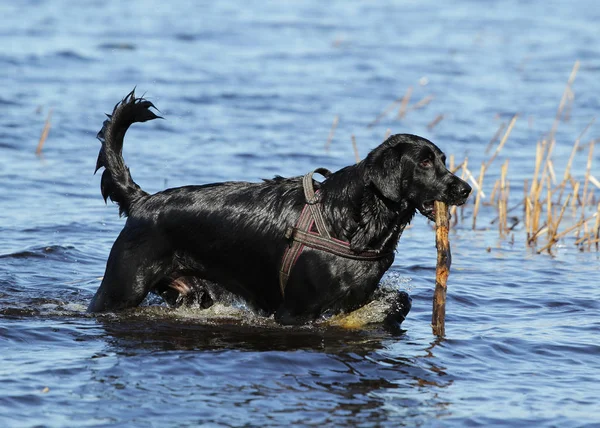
88,90,472,325
95,91,162,217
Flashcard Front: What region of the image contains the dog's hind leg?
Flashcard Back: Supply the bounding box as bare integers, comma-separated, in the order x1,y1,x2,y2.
87,228,169,313
154,276,216,308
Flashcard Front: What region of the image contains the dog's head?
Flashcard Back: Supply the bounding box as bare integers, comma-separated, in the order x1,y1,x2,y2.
365,134,471,221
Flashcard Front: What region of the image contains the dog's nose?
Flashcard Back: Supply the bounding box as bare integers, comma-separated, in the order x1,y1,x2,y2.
459,181,472,198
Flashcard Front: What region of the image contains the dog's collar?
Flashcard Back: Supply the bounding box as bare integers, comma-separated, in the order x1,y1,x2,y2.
279,169,391,297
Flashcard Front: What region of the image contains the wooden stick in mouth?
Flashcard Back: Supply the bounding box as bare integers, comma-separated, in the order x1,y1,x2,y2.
432,200,451,337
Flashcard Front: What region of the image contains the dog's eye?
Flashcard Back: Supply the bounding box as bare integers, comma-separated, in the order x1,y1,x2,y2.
420,159,433,168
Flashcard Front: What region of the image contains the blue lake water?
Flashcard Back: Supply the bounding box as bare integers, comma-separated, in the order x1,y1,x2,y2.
1,0,599,426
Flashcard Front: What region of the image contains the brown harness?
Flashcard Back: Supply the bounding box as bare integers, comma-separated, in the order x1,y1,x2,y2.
279,168,390,296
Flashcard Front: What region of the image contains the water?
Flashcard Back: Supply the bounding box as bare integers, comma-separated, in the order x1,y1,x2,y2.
1,0,600,426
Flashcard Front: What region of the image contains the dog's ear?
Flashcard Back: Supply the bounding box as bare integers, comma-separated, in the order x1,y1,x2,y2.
365,144,405,202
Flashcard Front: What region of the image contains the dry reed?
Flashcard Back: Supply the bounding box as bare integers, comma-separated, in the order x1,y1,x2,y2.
397,86,413,119
550,60,580,139
484,115,517,170
485,121,507,154
427,114,445,130
367,94,405,128
447,62,596,253
346,60,597,254
324,115,339,151
351,134,360,164
472,164,486,229
406,95,434,113
36,108,53,156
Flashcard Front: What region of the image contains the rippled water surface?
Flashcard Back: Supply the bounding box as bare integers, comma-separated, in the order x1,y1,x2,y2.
2,1,600,426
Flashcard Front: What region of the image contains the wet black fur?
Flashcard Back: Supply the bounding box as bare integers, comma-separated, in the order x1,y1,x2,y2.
88,91,472,324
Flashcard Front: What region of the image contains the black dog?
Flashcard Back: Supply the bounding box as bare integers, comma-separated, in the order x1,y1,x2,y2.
88,91,471,324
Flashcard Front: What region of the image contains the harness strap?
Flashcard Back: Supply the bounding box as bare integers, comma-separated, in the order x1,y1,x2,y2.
279,169,389,296
279,204,312,293
289,229,383,260
302,168,331,238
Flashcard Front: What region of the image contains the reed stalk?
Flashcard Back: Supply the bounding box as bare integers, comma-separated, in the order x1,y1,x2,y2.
406,95,434,113
427,114,445,130
485,121,507,154
549,60,580,139
547,159,557,185
35,108,53,156
594,203,600,250
539,139,556,189
538,191,571,254
489,180,500,207
547,176,553,240
571,180,580,217
499,160,509,235
552,194,571,243
324,115,339,151
525,196,532,241
530,223,548,246
581,140,595,212
367,95,404,128
484,114,517,171
563,118,595,182
450,157,467,226
472,163,486,230
351,134,360,164
463,165,485,197
529,141,544,200
397,86,413,119
537,214,596,253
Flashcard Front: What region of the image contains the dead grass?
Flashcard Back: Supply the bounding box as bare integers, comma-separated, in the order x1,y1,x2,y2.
338,60,599,253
